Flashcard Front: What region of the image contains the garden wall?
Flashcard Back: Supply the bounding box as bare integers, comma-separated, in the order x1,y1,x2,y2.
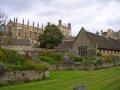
0,70,49,86
50,60,120,70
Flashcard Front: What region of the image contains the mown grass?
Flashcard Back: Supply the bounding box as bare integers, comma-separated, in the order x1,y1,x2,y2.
0,66,120,90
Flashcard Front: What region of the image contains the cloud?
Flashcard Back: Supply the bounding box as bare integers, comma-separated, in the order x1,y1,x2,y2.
0,0,120,36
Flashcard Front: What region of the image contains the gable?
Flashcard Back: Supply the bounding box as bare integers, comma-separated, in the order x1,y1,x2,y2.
70,27,96,55
72,27,95,48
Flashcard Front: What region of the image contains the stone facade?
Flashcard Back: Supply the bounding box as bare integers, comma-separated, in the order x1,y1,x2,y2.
101,29,120,40
4,18,72,47
70,27,120,56
70,27,96,56
58,20,71,37
4,18,43,46
57,27,120,56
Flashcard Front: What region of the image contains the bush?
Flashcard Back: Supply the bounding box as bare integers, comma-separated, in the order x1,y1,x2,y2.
6,64,25,71
111,56,120,64
81,57,95,65
39,56,57,64
0,48,28,65
0,50,6,62
0,63,7,76
38,51,63,64
24,61,49,71
101,55,112,63
69,55,96,65
69,54,82,62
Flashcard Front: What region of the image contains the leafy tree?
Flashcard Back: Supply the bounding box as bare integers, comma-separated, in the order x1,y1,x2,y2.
0,10,7,26
0,10,7,37
39,24,64,49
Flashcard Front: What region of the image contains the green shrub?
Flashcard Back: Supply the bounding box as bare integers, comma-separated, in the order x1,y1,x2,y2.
101,55,112,63
38,51,63,64
0,50,6,62
7,64,25,71
69,54,82,62
111,56,120,64
40,56,57,64
97,52,102,56
0,63,7,76
24,61,49,71
81,57,96,65
0,48,28,65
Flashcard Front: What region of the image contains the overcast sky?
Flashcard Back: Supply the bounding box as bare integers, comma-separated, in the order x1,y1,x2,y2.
0,0,120,36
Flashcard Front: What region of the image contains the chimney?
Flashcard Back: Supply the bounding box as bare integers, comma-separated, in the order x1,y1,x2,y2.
42,24,44,29
37,22,39,28
33,21,34,27
13,17,15,23
22,19,24,25
16,17,18,23
58,20,62,26
101,30,103,36
27,20,29,26
68,23,71,29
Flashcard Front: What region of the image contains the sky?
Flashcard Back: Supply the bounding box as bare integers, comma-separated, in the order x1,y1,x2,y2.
0,0,120,36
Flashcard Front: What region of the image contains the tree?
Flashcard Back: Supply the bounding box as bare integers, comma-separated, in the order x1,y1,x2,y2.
0,10,7,36
0,10,7,26
39,24,64,49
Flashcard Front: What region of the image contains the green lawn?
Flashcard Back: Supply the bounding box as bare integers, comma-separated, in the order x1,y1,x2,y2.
0,66,120,90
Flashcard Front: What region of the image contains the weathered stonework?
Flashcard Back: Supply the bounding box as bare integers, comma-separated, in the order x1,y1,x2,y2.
70,27,96,56
50,60,120,70
4,18,72,47
0,70,49,86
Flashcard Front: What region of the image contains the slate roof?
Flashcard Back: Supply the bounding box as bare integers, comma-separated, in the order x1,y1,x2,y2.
57,27,120,52
0,38,31,46
86,31,120,51
56,40,74,52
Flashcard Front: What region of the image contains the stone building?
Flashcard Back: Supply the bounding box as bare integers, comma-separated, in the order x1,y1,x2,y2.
58,20,71,37
4,18,72,47
4,17,43,46
101,29,120,40
57,27,120,56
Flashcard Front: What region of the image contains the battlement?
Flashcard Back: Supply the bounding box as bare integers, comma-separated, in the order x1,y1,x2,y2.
101,29,120,40
58,20,71,30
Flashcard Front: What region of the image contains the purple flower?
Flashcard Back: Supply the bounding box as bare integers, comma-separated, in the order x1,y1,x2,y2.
64,58,74,64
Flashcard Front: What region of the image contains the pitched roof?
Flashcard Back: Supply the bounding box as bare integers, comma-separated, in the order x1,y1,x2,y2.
86,31,120,51
56,40,74,52
0,38,31,46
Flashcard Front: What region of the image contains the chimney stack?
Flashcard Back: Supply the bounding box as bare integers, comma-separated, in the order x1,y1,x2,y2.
68,23,71,29
42,24,44,29
13,17,15,23
27,20,29,26
58,20,62,26
101,30,103,36
22,19,24,25
16,17,18,23
33,21,34,27
37,22,39,28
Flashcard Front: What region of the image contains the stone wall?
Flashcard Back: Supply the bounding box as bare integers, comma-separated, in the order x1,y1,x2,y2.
0,70,49,86
50,64,95,70
2,45,32,51
50,60,120,70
